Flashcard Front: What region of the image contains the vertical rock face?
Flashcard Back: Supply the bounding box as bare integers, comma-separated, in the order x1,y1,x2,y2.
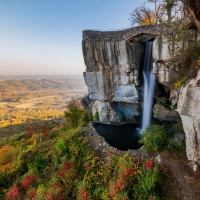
83,39,144,122
177,70,200,163
152,30,200,84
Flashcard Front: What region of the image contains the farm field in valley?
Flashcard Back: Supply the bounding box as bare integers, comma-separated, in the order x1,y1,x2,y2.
0,75,87,145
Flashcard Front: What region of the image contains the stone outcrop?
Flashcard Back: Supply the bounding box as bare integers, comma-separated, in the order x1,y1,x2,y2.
152,29,200,84
153,104,180,122
82,23,200,169
83,39,144,122
177,69,200,164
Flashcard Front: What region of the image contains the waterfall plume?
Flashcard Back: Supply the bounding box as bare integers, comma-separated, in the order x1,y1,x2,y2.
142,42,156,131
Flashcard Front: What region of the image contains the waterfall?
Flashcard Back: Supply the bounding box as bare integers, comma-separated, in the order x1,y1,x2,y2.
142,42,156,131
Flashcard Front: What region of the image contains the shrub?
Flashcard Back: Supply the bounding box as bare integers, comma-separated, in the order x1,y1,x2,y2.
22,174,36,188
6,185,21,200
25,123,50,138
172,122,184,133
174,76,186,89
0,145,18,166
141,125,169,152
33,154,49,174
82,109,93,123
65,97,85,128
77,182,91,200
134,162,160,200
55,139,66,154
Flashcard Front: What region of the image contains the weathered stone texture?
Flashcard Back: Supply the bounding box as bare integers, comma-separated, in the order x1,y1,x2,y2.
152,30,200,84
92,100,120,123
83,39,144,122
177,70,200,163
83,40,143,102
153,104,180,122
83,24,167,41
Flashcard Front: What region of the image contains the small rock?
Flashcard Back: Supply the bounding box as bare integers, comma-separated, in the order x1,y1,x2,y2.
189,161,199,172
156,154,161,164
99,143,102,146
145,153,149,158
173,132,185,146
131,151,138,157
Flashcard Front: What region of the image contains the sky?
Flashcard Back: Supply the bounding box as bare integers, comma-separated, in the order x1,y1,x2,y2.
0,0,148,76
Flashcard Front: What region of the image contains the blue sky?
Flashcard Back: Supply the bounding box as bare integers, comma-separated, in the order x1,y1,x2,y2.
0,0,148,75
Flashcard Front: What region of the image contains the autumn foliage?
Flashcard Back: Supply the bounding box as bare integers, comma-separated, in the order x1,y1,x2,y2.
25,123,50,138
0,145,18,166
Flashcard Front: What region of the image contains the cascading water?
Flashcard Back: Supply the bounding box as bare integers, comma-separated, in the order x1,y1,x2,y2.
142,42,156,131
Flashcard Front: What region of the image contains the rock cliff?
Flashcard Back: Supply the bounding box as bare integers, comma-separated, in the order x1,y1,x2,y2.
82,25,200,168
83,39,144,122
177,70,200,166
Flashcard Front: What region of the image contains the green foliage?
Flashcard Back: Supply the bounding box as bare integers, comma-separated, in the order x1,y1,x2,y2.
134,163,160,200
0,115,167,199
64,97,85,128
172,122,184,132
32,154,49,174
93,110,100,121
55,138,66,154
82,108,93,123
174,76,186,89
167,122,186,156
141,125,170,152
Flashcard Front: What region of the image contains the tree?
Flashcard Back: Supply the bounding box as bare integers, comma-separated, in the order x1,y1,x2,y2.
182,0,200,30
130,0,187,27
129,3,159,26
64,98,84,129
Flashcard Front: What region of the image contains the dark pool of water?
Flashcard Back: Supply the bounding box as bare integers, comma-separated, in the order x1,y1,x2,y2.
92,122,142,151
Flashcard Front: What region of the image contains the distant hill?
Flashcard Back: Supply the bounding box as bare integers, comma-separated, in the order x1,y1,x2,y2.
0,78,87,102
0,75,84,80
0,78,86,91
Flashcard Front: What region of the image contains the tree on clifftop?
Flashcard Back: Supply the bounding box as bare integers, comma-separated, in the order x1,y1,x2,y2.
129,3,161,26
130,0,186,26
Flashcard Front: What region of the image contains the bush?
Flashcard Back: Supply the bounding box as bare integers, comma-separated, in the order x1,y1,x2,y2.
33,154,49,174
82,109,93,123
55,139,66,154
134,161,160,200
0,145,18,166
65,98,85,129
141,125,170,152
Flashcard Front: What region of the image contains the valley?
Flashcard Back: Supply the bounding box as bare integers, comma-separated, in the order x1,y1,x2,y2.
0,76,87,139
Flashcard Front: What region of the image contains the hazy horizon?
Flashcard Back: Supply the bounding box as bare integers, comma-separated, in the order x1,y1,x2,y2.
0,1,151,76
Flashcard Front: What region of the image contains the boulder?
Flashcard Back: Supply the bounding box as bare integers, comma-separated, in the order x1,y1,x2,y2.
177,69,200,165
91,100,120,123
81,95,94,108
153,104,180,122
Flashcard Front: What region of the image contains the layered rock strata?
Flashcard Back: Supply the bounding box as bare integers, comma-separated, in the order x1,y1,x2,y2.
83,39,144,122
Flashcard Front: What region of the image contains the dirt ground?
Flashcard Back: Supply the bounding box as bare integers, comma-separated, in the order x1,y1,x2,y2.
83,125,200,200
